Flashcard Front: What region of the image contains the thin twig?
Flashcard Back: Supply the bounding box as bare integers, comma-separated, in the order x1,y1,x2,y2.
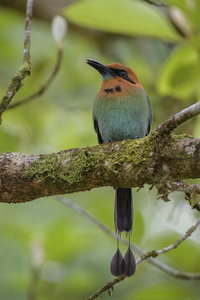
166,181,200,212
158,217,200,254
0,0,33,123
57,196,144,255
9,46,63,110
58,196,200,268
154,101,200,135
23,0,33,63
56,196,200,300
138,256,200,280
86,275,126,300
86,216,200,300
138,217,200,259
167,181,200,195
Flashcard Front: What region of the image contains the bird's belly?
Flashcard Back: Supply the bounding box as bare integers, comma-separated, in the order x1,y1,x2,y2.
98,107,148,142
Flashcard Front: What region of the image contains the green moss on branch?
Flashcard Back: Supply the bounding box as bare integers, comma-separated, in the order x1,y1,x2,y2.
0,133,200,203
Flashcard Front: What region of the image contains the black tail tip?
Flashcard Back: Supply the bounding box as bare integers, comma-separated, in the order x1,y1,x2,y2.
123,247,136,277
110,247,136,277
110,249,124,277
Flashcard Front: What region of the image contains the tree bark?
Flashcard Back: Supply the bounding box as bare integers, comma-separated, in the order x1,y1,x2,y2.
0,132,200,203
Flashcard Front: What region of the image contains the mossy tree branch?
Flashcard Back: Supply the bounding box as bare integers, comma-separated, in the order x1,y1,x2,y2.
0,132,200,203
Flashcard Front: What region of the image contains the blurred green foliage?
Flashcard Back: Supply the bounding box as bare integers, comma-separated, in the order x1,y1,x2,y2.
64,0,180,41
0,0,200,299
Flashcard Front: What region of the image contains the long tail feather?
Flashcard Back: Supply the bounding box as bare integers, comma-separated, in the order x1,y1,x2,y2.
114,188,133,233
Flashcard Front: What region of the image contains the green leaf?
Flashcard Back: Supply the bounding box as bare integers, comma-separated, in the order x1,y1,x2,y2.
63,0,181,42
157,45,200,99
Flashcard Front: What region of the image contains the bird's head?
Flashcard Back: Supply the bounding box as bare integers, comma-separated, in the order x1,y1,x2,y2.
86,59,144,95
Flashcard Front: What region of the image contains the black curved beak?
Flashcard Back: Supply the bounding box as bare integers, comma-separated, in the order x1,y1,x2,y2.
86,58,116,78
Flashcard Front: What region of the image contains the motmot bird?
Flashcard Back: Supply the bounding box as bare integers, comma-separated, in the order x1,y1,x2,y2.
87,58,152,277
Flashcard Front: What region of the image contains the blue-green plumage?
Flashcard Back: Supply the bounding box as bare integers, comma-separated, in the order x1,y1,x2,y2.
93,88,152,142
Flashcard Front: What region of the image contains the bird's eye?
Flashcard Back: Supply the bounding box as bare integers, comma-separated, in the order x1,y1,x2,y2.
119,70,127,78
